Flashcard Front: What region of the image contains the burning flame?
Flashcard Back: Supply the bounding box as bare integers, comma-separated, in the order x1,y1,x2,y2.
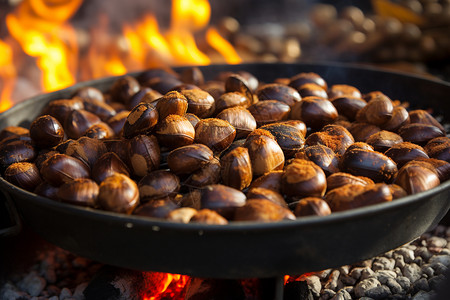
0,0,241,110
142,272,190,300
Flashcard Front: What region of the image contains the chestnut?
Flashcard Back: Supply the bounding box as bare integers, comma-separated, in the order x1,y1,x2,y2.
103,139,130,165
138,170,180,201
34,181,59,200
225,74,253,104
247,100,291,127
167,144,213,175
216,107,256,139
399,123,445,146
184,157,221,188
394,163,440,194
347,122,381,142
305,124,354,155
256,83,301,107
28,115,64,149
220,146,252,190
107,110,130,137
40,153,90,186
97,173,139,214
260,123,305,157
330,96,366,121
388,184,408,200
85,122,115,140
326,172,373,192
0,140,37,170
123,103,158,138
0,126,29,141
65,137,107,169
328,84,361,99
73,86,104,102
244,134,285,177
166,207,198,223
180,67,204,86
346,142,374,152
81,98,116,122
156,91,188,120
234,199,295,222
91,152,130,183
290,96,338,130
64,109,101,139
248,170,283,193
155,114,195,149
382,106,410,132
294,197,331,217
127,135,160,177
280,120,307,137
110,75,140,104
246,187,288,208
200,184,246,219
194,118,236,153
146,76,183,95
297,83,329,99
341,148,398,182
384,142,429,168
409,109,445,132
214,92,250,114
4,162,42,192
281,159,327,201
126,87,162,110
289,72,327,91
57,178,99,207
190,209,228,225
355,95,393,126
365,130,403,153
133,198,178,219
182,89,215,118
41,98,84,125
185,113,201,128
414,157,450,182
296,145,339,176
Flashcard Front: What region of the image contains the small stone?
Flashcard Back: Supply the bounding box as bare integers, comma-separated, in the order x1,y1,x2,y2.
373,270,397,284
18,272,46,297
306,275,321,298
316,269,332,280
395,248,415,263
396,276,411,292
342,286,353,294
330,288,352,300
412,277,430,293
0,282,29,300
60,287,72,299
46,285,61,297
349,267,364,280
384,250,394,258
44,268,57,284
324,270,340,291
403,263,422,283
365,285,392,299
385,277,403,294
412,290,432,300
428,274,446,290
354,278,381,298
414,256,424,266
360,267,375,281
414,247,432,261
394,267,403,276
428,237,447,248
320,288,336,300
339,274,356,286
394,254,405,269
431,262,448,275
439,248,450,255
353,259,373,268
359,298,375,300
429,255,450,267
372,257,395,271
338,265,350,275
421,264,434,277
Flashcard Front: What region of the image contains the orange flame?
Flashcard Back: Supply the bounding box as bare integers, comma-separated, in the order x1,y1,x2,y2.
142,272,190,300
206,27,242,64
0,39,16,112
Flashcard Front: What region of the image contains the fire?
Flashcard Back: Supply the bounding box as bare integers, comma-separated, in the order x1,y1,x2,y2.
0,0,241,112
142,272,190,300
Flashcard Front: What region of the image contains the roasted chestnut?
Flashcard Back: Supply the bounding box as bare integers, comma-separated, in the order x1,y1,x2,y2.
91,152,130,183
122,103,158,138
234,199,295,222
4,162,42,192
40,153,90,186
220,146,252,190
167,144,213,175
290,96,338,130
156,91,188,120
201,184,246,219
182,89,215,118
216,107,256,139
294,197,331,217
194,118,236,153
127,135,160,177
155,115,195,149
256,83,301,107
138,170,180,201
57,178,99,207
244,134,285,177
97,173,139,214
29,115,64,149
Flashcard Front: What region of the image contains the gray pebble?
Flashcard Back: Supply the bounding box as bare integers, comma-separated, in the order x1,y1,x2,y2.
359,298,375,300
394,254,406,269
60,287,72,299
412,290,432,300
349,267,365,280
365,285,392,299
431,262,448,275
394,267,403,277
324,270,340,291
385,277,403,294
354,278,381,298
403,263,422,283
414,256,424,266
414,247,432,261
339,274,356,286
306,275,321,298
372,257,395,271
360,267,375,281
354,259,373,268
18,272,46,297
429,255,450,267
330,288,352,300
428,274,446,290
320,288,336,300
373,270,397,284
316,269,332,280
427,236,447,248
439,248,450,255
396,276,411,292
413,277,430,293
342,286,353,294
395,248,415,263
421,264,434,277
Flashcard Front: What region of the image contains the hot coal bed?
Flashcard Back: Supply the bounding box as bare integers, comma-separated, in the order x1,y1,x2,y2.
1,221,450,300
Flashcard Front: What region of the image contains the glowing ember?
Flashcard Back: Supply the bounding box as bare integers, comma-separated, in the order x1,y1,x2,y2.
141,272,189,300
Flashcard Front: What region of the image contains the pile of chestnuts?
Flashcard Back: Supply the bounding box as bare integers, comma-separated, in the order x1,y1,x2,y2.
0,67,449,225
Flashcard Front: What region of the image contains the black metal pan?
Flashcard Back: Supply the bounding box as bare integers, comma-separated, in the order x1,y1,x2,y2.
1,62,449,279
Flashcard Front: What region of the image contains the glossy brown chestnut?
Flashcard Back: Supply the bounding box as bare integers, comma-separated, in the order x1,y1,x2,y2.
289,72,327,91
388,184,408,200
398,123,445,146
409,109,445,132
382,106,410,132
184,157,221,188
216,107,256,139
346,142,374,152
166,207,198,223
297,83,329,99
341,148,398,182
155,114,195,149
296,145,340,176
0,126,29,141
347,122,381,142
182,89,215,118
167,143,213,175
365,130,403,153
281,159,327,202
244,134,285,177
326,172,373,192
414,157,450,182
106,110,130,137
247,100,291,127
290,96,338,130
122,103,158,138
73,86,104,102
384,142,429,168
330,96,366,121
146,76,183,95
56,178,99,207
65,137,107,169
34,181,59,200
138,170,180,201
184,113,201,128
180,67,204,86
201,184,246,219
41,98,84,125
328,84,361,99
0,140,37,170
280,120,307,137
85,122,115,140
133,198,178,219
29,115,64,149
190,209,228,224
40,153,90,186
82,98,116,122
305,124,354,155
127,135,160,177
103,139,130,165
224,74,253,104
234,199,295,222
248,170,283,193
294,197,331,217
156,91,188,120
256,83,301,107
91,152,130,184
260,123,305,158
214,92,250,114
220,146,252,190
424,137,450,162
126,87,162,110
394,163,440,194
246,187,288,208
64,109,101,139
109,75,140,104
355,96,393,126
194,118,236,153
97,173,139,214
4,162,42,192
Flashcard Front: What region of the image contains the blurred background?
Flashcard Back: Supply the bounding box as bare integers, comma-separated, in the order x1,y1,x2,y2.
0,0,449,111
